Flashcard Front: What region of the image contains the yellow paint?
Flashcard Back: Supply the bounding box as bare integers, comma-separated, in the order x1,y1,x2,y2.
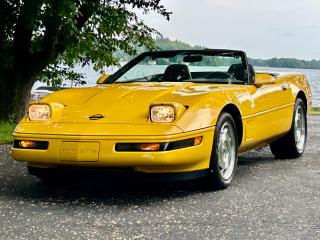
12,73,312,174
254,73,276,86
13,127,214,172
96,74,111,84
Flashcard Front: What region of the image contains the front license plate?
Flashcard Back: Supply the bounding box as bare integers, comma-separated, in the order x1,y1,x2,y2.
59,142,100,162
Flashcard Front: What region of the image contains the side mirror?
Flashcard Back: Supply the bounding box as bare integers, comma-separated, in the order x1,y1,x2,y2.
254,73,276,87
96,74,111,84
248,64,255,83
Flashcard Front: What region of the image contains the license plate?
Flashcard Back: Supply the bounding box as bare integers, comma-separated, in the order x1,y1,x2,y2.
59,142,100,162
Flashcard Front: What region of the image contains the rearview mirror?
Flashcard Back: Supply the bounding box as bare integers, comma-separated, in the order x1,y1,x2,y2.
183,55,203,63
96,74,111,84
254,73,276,87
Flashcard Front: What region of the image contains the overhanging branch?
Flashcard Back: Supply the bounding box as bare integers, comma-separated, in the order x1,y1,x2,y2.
29,0,99,73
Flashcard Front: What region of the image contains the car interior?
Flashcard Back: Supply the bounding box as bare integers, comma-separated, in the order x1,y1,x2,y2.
138,63,247,84
114,52,253,84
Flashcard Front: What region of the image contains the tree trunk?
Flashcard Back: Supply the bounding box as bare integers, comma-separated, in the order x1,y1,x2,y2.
0,68,36,122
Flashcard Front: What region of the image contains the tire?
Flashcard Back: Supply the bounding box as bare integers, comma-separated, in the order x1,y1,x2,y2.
270,98,307,159
200,112,238,190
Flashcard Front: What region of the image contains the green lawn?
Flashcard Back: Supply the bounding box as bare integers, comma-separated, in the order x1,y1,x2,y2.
0,121,16,144
309,106,320,115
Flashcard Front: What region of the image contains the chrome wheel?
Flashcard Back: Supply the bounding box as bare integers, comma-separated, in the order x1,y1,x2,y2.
217,122,236,180
202,112,238,190
294,105,306,153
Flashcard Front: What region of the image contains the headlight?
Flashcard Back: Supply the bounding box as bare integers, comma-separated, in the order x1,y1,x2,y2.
28,104,51,120
150,105,175,123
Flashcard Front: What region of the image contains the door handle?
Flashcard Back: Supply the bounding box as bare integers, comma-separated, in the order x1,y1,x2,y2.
281,85,288,91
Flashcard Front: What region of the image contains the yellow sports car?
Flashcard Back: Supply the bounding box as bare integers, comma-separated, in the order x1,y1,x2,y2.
12,49,312,189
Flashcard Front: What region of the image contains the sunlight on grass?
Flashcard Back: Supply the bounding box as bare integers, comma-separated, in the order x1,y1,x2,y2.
309,106,320,115
0,121,16,144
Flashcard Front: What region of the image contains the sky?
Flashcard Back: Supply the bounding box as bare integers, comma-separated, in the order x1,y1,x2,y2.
140,0,320,60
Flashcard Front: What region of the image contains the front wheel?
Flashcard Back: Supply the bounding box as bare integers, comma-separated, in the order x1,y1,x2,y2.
270,98,307,159
200,112,238,190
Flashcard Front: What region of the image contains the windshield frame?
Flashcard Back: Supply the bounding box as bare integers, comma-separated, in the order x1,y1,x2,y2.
106,49,253,85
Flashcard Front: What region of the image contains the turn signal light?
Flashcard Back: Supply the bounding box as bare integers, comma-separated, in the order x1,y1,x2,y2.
116,136,203,152
19,140,35,148
14,140,49,150
194,136,202,146
139,143,161,151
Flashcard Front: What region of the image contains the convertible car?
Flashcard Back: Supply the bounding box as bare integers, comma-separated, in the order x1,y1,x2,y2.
12,49,312,189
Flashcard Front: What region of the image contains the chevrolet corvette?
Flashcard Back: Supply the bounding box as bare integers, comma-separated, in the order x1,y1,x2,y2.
12,49,312,189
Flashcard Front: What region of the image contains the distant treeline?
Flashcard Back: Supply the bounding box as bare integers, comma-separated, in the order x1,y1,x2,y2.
248,58,320,69
114,38,320,70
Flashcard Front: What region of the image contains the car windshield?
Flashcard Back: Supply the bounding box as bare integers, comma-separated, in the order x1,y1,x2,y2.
111,51,248,84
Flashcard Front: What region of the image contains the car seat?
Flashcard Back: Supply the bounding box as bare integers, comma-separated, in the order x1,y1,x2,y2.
163,64,192,82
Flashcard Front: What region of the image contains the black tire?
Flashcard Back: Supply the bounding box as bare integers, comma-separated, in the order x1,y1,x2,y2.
270,98,307,159
200,112,238,190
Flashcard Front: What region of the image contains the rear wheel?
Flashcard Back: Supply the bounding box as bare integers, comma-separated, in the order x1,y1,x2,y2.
200,112,238,190
270,98,307,159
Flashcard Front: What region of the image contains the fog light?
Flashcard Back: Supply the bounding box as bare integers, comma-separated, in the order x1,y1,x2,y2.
194,136,202,146
115,143,164,152
19,140,36,149
14,140,49,150
139,143,161,151
115,136,203,152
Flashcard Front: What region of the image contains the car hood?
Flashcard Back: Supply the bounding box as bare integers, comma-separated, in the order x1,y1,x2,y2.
42,82,238,124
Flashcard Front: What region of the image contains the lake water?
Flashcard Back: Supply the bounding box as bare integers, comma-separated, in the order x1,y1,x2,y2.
33,65,320,106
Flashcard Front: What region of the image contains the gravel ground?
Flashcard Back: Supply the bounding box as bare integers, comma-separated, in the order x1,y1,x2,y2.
0,116,319,240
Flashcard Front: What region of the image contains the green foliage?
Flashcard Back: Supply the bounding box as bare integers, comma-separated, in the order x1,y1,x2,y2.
155,38,320,69
115,37,320,70
113,37,204,62
38,65,86,87
0,0,171,78
248,57,320,69
309,107,320,115
0,0,172,120
0,121,15,144
156,37,204,50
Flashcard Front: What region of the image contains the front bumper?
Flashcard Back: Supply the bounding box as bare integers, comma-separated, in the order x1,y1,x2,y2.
12,127,214,173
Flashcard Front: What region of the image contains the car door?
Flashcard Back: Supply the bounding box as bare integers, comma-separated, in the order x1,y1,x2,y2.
243,78,294,147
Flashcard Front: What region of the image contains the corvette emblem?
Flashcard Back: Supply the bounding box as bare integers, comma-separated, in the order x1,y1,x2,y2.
89,114,105,120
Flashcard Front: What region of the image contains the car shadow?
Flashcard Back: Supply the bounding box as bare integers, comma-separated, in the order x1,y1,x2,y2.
3,174,204,206
1,147,284,205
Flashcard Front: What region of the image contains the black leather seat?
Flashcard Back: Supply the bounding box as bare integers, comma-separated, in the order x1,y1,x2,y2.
228,64,245,82
163,64,192,82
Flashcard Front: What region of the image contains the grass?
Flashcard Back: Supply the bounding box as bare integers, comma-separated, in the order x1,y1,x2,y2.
0,121,16,144
309,106,320,115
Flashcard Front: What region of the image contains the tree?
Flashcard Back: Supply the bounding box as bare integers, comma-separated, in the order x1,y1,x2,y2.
0,0,171,121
